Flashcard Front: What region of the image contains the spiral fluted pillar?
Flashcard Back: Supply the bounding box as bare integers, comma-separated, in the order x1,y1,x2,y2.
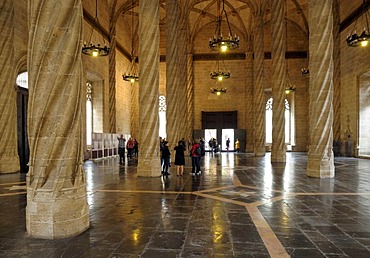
178,2,190,142
0,0,19,174
187,54,195,141
130,78,139,139
245,51,254,153
307,0,335,178
137,0,161,177
253,3,266,157
109,21,116,133
165,0,180,150
26,0,89,238
333,0,341,141
271,0,286,163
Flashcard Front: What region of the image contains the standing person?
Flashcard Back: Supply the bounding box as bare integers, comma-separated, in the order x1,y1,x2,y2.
117,135,126,164
235,139,240,153
126,137,134,159
200,138,206,157
180,138,186,149
133,139,139,157
208,138,214,153
174,140,186,176
161,141,171,176
159,137,164,167
226,138,230,152
190,139,201,175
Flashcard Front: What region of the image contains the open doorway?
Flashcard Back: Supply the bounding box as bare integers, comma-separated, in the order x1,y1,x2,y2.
222,129,234,151
204,129,217,151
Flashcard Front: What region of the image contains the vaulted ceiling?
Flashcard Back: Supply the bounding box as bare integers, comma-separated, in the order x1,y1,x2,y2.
82,0,367,56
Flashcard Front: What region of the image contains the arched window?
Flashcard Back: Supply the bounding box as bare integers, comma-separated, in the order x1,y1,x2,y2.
16,72,28,88
159,95,167,138
86,82,92,146
265,97,295,146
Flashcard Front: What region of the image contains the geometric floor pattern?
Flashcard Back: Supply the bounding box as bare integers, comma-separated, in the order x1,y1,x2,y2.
1,152,370,257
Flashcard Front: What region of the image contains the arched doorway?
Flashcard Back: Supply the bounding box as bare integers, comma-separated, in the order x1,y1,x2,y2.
16,72,29,173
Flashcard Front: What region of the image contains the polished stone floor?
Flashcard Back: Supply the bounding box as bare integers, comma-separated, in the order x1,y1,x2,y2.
1,152,370,257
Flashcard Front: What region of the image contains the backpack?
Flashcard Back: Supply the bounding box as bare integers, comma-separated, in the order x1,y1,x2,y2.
196,146,201,156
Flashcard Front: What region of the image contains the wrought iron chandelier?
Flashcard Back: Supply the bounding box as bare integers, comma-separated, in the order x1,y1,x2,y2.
210,87,227,95
346,0,370,47
123,0,139,84
210,57,230,81
301,68,309,77
285,86,296,94
82,0,110,57
209,0,239,52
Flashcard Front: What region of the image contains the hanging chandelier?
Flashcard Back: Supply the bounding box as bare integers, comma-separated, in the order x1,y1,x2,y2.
210,57,230,81
122,57,139,84
82,0,110,57
210,87,227,95
285,86,296,94
123,0,139,84
346,0,370,47
301,68,309,77
209,0,239,52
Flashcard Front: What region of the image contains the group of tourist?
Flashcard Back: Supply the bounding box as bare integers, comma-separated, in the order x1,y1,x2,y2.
118,135,240,174
117,135,139,164
160,137,205,177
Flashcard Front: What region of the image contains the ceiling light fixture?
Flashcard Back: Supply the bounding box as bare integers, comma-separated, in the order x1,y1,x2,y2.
210,57,230,81
210,87,227,95
209,0,239,52
346,0,370,47
301,68,309,77
82,0,110,57
123,0,139,84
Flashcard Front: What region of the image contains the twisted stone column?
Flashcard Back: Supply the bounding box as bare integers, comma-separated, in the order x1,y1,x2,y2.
186,54,194,141
130,76,139,138
26,0,89,238
137,0,161,177
109,22,116,133
332,0,341,141
271,0,286,162
307,0,335,178
245,51,254,152
0,0,19,174
165,0,180,149
253,4,266,157
178,3,189,142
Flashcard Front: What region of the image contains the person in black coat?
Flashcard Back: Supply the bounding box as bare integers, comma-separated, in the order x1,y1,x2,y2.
161,141,171,176
174,140,186,176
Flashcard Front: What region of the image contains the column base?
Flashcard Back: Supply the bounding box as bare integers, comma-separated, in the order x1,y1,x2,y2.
26,186,90,239
271,152,286,163
137,157,162,177
307,154,335,178
254,147,266,157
